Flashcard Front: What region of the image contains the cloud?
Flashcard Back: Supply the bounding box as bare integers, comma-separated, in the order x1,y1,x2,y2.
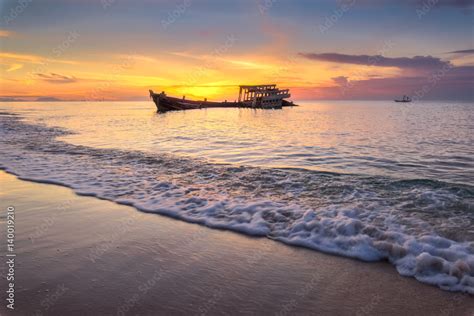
331,76,349,86
0,52,78,65
357,0,474,8
6,64,23,72
36,73,77,84
434,0,474,8
296,65,473,101
447,49,474,54
0,30,13,37
115,54,158,63
299,52,451,70
0,52,43,64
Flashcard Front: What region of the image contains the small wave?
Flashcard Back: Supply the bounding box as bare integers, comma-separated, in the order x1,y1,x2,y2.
0,113,473,294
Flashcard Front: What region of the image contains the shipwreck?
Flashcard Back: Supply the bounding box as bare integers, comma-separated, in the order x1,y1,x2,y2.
149,84,296,112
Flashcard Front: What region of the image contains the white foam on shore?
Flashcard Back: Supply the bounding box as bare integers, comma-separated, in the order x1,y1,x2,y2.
1,114,473,294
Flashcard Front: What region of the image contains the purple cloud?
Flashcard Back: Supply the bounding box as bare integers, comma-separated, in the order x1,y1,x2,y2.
447,49,474,54
358,0,474,8
434,0,474,8
299,53,451,70
332,76,349,86
309,65,474,101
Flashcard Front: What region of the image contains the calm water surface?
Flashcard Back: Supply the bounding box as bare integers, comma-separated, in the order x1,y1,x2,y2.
3,100,473,184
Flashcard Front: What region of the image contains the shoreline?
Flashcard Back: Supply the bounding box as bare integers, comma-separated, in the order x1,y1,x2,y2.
1,171,472,315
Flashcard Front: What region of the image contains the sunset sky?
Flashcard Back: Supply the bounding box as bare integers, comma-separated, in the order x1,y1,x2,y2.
0,0,473,101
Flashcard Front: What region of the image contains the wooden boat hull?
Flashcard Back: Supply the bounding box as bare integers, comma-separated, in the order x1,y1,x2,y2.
394,100,411,103
150,90,296,113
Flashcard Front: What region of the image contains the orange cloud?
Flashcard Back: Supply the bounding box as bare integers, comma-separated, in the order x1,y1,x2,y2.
6,64,23,72
36,73,77,84
0,52,43,63
0,52,79,65
0,30,13,37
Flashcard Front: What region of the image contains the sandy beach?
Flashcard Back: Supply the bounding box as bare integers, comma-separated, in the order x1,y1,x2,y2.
0,171,472,315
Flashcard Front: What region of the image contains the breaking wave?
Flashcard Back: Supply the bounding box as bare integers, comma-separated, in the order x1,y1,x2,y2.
0,112,473,293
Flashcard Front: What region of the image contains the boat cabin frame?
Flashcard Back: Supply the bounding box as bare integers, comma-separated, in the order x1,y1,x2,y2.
238,84,290,109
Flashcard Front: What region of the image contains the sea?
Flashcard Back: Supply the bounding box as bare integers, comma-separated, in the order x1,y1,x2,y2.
0,100,473,293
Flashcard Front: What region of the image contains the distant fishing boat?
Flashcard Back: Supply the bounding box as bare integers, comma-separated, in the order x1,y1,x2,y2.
394,95,412,103
149,84,297,112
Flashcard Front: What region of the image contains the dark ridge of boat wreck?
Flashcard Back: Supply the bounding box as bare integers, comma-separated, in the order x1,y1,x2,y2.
149,84,297,113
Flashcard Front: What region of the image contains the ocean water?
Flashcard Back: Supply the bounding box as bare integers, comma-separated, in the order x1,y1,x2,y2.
0,100,473,293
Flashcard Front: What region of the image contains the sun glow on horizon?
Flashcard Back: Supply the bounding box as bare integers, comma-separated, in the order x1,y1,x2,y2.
0,1,472,102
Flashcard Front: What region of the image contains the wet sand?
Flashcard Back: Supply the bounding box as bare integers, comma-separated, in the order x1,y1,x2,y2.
0,171,472,315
